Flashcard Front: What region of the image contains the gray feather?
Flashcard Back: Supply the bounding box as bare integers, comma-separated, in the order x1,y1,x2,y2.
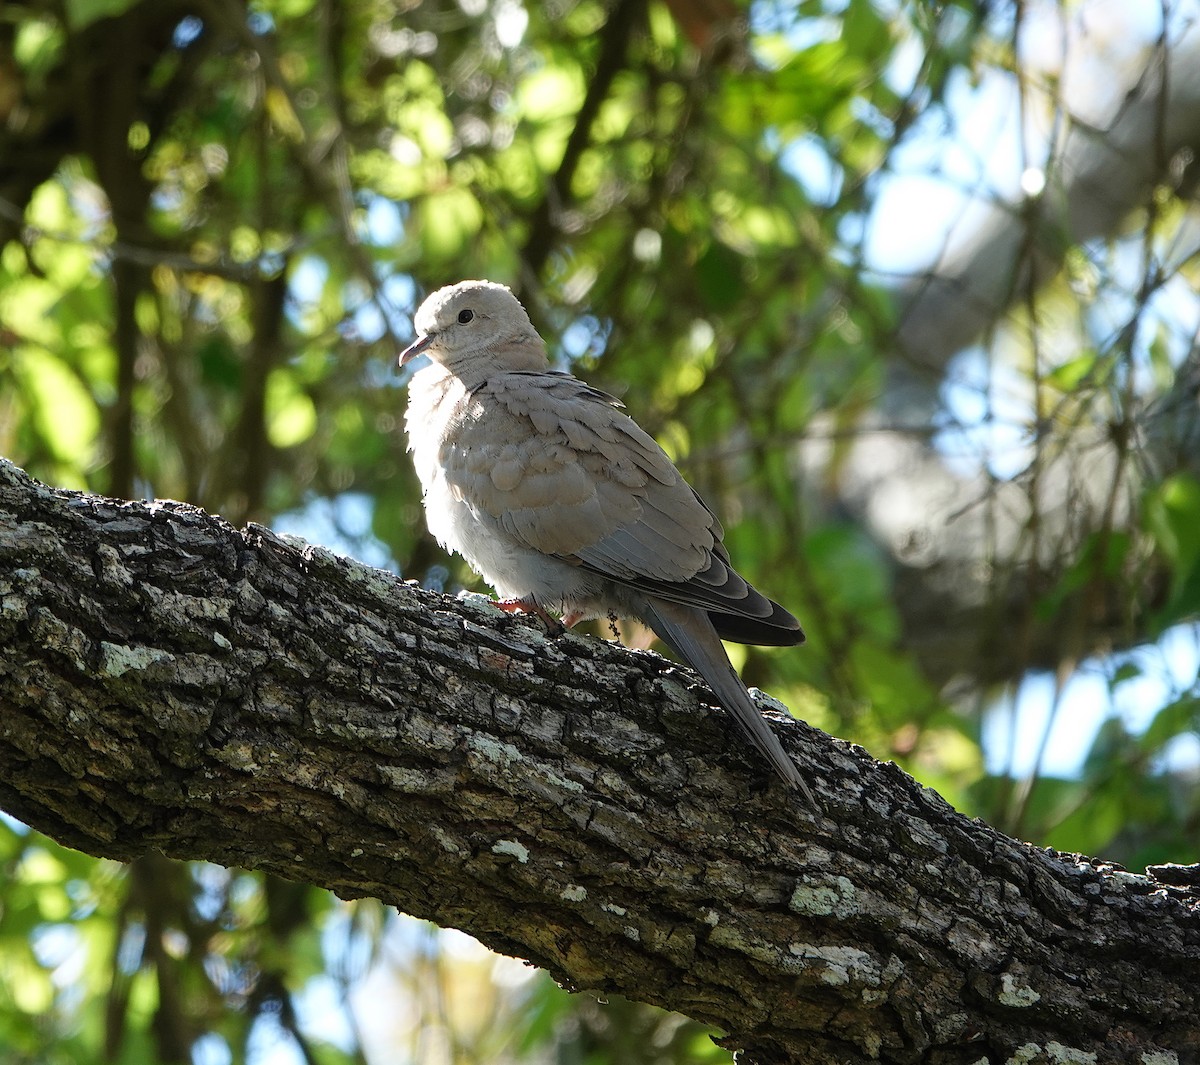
638,598,817,806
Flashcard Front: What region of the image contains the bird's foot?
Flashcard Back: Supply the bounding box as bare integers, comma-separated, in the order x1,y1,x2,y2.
495,596,565,634
559,609,622,640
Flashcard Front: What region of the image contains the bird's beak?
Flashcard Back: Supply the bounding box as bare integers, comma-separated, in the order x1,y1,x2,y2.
399,332,434,366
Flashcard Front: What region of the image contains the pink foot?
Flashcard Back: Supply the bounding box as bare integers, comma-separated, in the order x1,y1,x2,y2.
495,596,564,632
562,609,621,639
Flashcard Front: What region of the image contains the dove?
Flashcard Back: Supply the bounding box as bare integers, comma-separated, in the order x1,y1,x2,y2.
400,280,815,805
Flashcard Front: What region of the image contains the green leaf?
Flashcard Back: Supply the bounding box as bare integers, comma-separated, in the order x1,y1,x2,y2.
265,369,317,448
514,65,585,124
1043,781,1126,855
13,16,64,74
1139,695,1200,755
268,0,317,17
198,337,242,391
1045,350,1096,392
1144,473,1200,623
695,241,747,313
13,348,100,471
842,0,894,56
63,0,140,31
413,188,485,260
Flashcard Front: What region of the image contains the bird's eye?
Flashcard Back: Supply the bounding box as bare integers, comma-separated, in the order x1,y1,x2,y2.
457,309,474,324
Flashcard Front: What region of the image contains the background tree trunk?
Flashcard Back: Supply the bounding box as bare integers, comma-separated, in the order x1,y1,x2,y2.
1,457,1197,1065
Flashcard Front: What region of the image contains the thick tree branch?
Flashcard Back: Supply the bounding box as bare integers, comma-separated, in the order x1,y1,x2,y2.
0,458,1197,1064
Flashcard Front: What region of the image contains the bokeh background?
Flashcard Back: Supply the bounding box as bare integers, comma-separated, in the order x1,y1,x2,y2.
1,0,1199,1061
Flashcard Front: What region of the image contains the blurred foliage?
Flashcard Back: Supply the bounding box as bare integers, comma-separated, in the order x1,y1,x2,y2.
1,0,1199,1061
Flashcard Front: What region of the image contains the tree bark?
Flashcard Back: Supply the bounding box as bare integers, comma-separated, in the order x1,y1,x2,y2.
0,457,1197,1065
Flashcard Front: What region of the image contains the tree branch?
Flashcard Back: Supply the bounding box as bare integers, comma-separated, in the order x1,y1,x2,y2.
0,458,1196,1064
520,0,645,280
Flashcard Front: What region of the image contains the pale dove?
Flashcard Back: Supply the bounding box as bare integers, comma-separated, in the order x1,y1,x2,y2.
400,280,814,804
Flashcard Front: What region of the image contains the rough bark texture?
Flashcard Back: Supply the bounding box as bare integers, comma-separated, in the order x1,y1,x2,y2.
0,458,1197,1065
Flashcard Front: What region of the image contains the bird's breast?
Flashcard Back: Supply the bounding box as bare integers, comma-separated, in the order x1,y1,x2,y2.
406,368,467,486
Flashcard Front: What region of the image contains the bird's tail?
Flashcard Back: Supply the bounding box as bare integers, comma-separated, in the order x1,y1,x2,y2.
640,599,818,807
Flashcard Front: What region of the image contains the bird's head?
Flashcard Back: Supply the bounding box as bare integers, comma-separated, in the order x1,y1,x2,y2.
399,280,547,375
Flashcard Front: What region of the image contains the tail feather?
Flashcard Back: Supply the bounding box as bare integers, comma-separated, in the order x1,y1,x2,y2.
709,607,805,647
640,598,818,807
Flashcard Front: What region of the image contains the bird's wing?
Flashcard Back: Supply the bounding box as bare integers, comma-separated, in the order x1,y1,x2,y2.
443,371,790,625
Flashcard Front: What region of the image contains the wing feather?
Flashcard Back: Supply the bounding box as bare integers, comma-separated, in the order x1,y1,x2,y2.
444,370,793,626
